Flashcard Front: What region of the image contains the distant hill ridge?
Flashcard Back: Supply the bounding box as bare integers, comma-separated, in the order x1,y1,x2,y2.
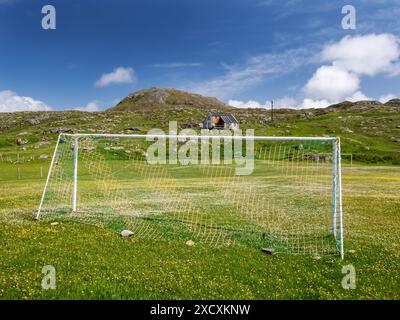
109,87,400,114
110,88,231,112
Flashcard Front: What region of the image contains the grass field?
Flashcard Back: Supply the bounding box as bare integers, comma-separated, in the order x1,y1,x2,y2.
0,157,399,299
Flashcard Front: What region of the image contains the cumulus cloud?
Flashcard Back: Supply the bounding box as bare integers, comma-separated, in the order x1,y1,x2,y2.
298,91,372,109
95,67,135,87
345,91,372,102
229,97,297,109
229,90,375,110
228,99,269,109
0,90,52,112
303,65,360,101
379,93,398,103
302,33,400,105
273,97,298,108
300,98,331,109
75,100,101,112
322,33,400,76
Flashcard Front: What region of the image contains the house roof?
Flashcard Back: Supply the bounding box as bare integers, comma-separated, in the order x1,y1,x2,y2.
208,113,238,124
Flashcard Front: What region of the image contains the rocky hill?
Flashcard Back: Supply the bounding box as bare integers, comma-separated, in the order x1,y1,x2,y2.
326,100,400,113
110,88,231,112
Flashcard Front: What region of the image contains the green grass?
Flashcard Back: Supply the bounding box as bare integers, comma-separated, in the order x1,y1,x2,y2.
0,161,399,300
0,105,399,167
0,106,399,299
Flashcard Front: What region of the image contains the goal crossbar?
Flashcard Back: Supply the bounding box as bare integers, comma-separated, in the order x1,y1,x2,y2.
62,133,338,142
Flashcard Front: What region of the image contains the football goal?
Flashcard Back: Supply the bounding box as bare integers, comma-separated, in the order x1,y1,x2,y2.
36,133,344,258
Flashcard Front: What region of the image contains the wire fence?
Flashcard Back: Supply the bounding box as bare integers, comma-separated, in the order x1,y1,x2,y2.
0,153,49,181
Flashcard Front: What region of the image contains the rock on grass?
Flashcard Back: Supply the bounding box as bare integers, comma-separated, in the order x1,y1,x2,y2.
120,230,134,237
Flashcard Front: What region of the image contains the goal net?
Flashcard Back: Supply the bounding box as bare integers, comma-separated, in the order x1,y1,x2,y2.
36,132,344,258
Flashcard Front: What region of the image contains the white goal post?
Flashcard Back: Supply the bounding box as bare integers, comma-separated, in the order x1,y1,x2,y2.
36,133,344,258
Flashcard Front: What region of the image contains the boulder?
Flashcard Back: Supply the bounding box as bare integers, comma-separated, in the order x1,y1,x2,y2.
125,127,141,132
44,128,73,134
120,230,134,237
35,141,51,149
16,139,28,145
26,118,41,125
261,248,275,255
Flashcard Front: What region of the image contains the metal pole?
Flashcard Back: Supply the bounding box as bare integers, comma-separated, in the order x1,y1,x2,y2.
332,140,337,237
337,139,344,259
36,134,61,220
271,100,274,123
72,137,78,212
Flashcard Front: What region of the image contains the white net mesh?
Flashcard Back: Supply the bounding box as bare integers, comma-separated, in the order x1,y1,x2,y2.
38,134,342,256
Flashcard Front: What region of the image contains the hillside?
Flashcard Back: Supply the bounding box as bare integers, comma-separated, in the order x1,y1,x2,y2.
0,88,399,164
110,87,231,112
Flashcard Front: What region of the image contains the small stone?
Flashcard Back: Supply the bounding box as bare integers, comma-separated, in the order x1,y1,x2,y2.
186,240,195,246
261,248,275,255
16,139,28,146
26,118,40,125
50,222,59,226
120,230,134,237
342,127,353,134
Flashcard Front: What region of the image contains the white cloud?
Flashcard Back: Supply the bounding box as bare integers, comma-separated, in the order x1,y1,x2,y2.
185,48,312,100
379,93,398,103
301,33,400,105
303,65,360,101
300,98,331,109
228,91,375,111
274,97,298,108
229,97,297,109
95,67,135,87
0,90,52,112
228,99,269,109
321,34,400,76
345,91,372,102
75,100,101,112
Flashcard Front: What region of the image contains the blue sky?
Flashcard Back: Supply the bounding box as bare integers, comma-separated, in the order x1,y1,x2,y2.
0,0,399,111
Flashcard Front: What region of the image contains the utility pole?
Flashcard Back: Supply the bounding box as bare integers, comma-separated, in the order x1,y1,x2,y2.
271,100,274,123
